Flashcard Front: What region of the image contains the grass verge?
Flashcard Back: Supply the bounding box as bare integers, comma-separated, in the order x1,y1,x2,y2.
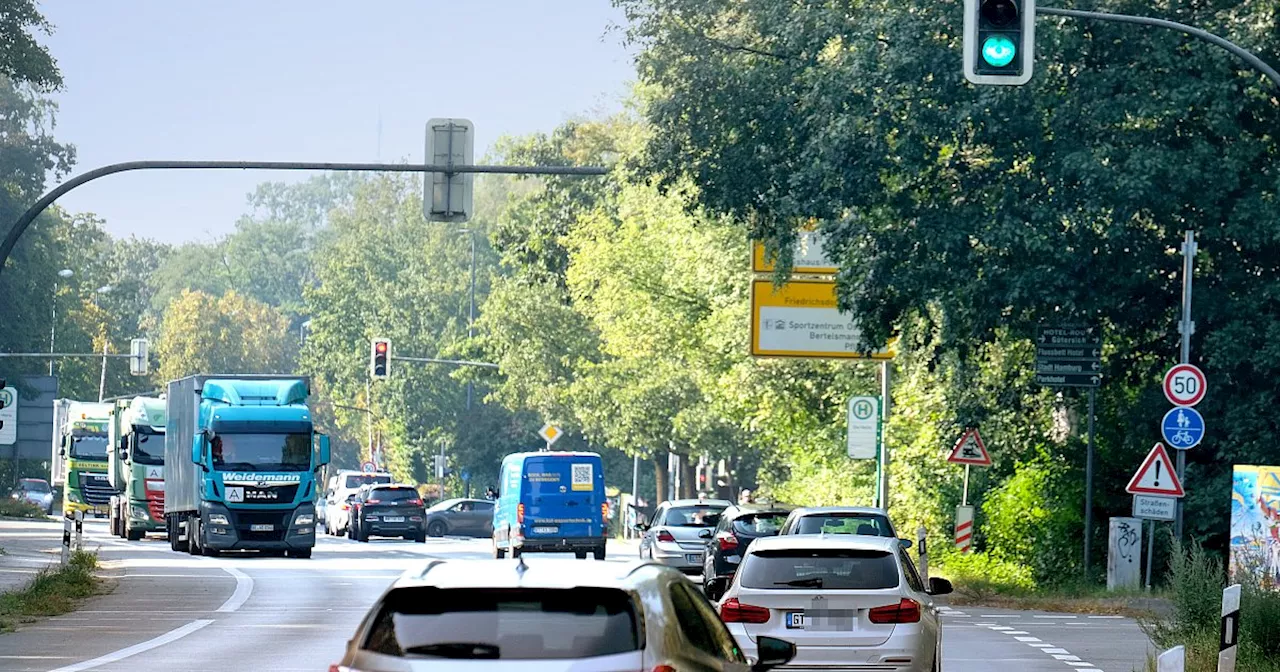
0,550,101,632
0,498,48,519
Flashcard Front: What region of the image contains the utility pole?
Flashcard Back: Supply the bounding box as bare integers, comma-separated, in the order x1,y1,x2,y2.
466,228,476,410
877,361,892,511
1174,230,1197,540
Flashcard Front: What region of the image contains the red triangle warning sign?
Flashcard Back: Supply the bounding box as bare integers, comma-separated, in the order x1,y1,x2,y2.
947,428,992,466
1126,443,1184,497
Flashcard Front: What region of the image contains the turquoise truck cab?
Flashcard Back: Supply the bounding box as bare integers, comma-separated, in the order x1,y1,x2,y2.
492,451,608,560
165,376,330,558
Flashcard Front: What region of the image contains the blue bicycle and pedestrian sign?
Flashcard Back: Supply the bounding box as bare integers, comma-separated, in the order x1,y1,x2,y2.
1161,406,1205,450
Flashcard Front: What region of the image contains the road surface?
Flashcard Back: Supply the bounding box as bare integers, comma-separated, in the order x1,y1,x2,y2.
0,519,1153,671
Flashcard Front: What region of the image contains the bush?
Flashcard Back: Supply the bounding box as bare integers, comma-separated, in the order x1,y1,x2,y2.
0,498,46,519
982,459,1082,586
933,550,1037,598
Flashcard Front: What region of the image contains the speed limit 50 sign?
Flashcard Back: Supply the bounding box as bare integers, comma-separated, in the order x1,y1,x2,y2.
1164,364,1207,407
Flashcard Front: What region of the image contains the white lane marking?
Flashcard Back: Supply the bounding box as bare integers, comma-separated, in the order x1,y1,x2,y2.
989,626,1015,631
1088,615,1123,619
980,614,1020,618
1014,636,1042,642
1042,648,1070,654
215,566,253,613
1053,654,1082,661
46,619,213,672
1004,630,1030,635
1037,614,1075,619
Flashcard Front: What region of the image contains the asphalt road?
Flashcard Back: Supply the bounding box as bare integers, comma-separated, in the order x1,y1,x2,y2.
0,519,1154,671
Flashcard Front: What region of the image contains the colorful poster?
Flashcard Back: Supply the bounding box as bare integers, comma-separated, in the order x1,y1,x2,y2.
1230,465,1280,586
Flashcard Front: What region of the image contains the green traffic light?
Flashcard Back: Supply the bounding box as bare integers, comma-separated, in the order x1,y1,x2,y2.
982,35,1017,67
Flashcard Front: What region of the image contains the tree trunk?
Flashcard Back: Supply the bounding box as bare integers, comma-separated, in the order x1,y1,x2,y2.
652,454,668,504
680,458,696,499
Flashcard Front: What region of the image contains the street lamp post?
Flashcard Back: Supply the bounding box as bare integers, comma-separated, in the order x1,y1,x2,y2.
50,269,73,376
95,285,113,402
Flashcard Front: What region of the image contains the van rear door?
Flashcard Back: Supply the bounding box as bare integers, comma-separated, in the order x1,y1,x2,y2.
523,455,602,539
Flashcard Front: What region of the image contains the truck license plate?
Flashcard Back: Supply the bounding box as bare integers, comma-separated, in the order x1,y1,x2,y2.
384,516,404,523
250,524,274,532
532,526,558,534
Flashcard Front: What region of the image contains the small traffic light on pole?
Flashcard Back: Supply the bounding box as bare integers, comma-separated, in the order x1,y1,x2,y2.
963,0,1035,85
370,338,390,380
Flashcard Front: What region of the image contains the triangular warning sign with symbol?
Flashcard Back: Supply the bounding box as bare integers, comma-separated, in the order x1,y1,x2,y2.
1126,443,1184,498
947,428,992,467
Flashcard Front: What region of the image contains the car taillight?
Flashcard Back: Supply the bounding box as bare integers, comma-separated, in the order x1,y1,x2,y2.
719,598,770,624
341,503,350,511
407,499,423,506
365,499,381,504
868,598,921,624
651,666,677,672
517,503,525,524
656,530,676,543
716,531,738,551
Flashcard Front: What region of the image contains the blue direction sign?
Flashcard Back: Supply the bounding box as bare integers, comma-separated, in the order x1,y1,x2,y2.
1161,406,1205,450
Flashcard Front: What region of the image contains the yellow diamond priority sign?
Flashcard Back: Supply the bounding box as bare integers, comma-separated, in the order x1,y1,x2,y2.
539,423,562,446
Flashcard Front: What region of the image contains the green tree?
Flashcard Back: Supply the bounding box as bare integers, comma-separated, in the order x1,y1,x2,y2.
0,1,61,91
154,289,294,382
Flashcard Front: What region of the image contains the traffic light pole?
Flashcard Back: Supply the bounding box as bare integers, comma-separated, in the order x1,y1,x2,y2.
0,160,608,276
1037,6,1280,88
391,355,498,369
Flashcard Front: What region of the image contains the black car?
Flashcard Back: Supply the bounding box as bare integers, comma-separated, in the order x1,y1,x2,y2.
348,484,427,543
699,502,793,600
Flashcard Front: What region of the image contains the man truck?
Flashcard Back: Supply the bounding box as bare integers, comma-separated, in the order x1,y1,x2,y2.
108,396,167,540
51,400,114,517
165,375,329,558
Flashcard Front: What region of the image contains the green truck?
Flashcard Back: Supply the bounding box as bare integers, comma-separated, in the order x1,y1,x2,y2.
108,397,168,540
51,400,114,517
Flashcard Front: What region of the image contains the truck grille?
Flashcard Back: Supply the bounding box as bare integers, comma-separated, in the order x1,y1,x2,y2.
147,494,164,521
227,483,299,504
232,510,291,542
79,471,114,505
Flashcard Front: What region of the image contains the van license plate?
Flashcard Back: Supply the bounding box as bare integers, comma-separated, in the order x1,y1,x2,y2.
785,612,805,629
250,524,274,532
533,526,558,534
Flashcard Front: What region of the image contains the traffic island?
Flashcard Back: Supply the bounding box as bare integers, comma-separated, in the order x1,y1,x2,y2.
0,550,102,632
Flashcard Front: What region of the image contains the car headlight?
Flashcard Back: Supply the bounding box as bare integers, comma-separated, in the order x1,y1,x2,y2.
294,514,314,526
208,514,230,525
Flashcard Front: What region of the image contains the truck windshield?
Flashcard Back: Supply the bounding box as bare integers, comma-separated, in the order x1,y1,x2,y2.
211,433,311,472
131,431,164,466
69,432,109,460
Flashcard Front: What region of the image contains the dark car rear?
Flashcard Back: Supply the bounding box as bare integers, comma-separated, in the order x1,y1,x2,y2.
352,485,427,543
702,503,793,600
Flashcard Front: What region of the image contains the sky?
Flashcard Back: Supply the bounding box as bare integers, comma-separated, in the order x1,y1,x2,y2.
38,1,636,244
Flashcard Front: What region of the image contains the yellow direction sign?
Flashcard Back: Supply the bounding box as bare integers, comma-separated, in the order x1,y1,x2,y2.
539,423,562,446
750,279,893,359
751,229,838,274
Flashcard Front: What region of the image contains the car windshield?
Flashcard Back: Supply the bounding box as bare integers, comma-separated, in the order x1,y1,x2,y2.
131,431,164,466
368,488,418,502
362,587,640,660
732,512,788,535
344,474,392,489
740,549,900,590
69,432,108,460
19,480,50,494
210,433,311,472
795,513,895,537
664,505,726,527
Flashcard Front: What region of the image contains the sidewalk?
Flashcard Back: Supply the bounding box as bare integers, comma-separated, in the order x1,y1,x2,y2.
0,518,68,593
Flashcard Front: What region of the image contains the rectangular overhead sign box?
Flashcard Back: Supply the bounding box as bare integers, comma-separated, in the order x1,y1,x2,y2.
752,229,838,275
1132,494,1176,521
750,279,893,360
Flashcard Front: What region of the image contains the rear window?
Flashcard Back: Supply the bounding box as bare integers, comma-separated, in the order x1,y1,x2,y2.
732,512,787,535
794,514,894,537
345,474,392,489
363,587,640,660
369,488,418,501
740,549,900,590
664,505,726,527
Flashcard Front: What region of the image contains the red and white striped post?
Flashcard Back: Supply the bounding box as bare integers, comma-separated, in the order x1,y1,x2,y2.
954,505,975,553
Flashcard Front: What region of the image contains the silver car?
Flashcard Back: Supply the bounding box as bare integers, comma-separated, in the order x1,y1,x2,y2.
718,535,951,672
637,498,732,573
778,506,914,550
331,557,797,671
10,478,54,514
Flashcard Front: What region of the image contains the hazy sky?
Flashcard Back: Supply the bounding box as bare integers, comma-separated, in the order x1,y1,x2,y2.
38,2,635,244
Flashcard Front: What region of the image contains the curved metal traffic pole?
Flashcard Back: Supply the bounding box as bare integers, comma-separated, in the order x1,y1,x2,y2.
1039,6,1280,88
0,160,608,276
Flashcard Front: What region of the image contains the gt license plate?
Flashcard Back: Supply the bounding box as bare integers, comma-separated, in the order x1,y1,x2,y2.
250,524,274,532
686,554,702,563
532,526,558,534
786,612,806,629
384,516,404,523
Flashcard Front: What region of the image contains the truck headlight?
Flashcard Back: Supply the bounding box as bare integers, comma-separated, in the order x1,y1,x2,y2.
131,507,149,519
68,491,82,503
208,514,230,526
294,514,314,526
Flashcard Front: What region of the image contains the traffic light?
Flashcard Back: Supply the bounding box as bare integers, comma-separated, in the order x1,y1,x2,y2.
370,338,390,380
963,0,1035,85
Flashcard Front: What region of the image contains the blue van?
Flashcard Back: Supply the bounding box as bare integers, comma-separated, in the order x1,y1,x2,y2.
492,451,608,560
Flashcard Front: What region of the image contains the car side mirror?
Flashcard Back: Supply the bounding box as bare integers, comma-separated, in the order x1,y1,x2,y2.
633,522,648,531
899,538,913,549
316,434,330,466
120,451,129,462
698,528,713,539
59,448,66,458
752,635,796,671
928,577,953,596
704,575,729,597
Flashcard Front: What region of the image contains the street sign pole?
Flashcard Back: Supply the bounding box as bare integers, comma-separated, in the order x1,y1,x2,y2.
1175,230,1197,540
1085,386,1096,577
1146,518,1156,590
962,464,971,507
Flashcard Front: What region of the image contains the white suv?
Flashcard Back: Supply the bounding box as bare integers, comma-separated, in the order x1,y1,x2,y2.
718,535,951,671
